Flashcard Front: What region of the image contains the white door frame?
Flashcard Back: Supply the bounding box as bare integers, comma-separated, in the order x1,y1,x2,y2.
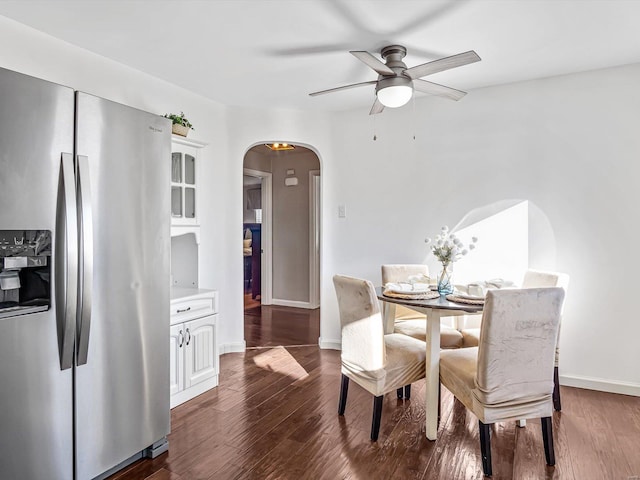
309,170,321,308
243,168,273,305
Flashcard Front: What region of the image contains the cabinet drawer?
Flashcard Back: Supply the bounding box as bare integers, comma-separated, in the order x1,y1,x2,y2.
170,296,216,324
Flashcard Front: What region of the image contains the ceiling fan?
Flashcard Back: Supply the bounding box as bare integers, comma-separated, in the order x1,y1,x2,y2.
309,45,481,115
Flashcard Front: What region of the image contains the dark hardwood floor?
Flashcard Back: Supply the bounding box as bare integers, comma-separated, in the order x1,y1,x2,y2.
244,294,320,348
110,345,640,480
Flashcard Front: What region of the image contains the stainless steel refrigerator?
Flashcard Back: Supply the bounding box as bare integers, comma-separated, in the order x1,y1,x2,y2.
0,67,170,480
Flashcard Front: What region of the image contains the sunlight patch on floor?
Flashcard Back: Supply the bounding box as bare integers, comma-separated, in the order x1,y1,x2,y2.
252,346,310,381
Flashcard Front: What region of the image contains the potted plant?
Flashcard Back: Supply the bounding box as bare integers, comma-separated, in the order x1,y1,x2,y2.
164,111,194,137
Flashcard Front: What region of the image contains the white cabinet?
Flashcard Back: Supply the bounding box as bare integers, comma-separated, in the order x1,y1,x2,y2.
171,135,207,228
170,288,219,408
169,323,185,397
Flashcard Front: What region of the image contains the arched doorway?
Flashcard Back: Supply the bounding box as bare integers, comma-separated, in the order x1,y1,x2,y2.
242,142,321,347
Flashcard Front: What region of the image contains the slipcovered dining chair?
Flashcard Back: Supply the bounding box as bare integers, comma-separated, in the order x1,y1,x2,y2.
381,265,464,351
440,287,565,477
461,269,569,411
333,274,426,441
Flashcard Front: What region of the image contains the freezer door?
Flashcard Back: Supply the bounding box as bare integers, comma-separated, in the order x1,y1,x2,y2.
74,92,171,480
0,68,75,478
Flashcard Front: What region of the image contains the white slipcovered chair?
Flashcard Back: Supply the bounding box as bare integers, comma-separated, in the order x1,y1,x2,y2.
381,264,464,351
333,274,426,441
440,287,565,477
461,269,569,411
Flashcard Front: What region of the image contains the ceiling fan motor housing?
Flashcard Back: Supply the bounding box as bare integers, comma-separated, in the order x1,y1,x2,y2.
376,44,413,93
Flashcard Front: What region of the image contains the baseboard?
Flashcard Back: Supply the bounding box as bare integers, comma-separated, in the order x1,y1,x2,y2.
171,375,219,409
319,337,341,350
560,374,640,397
219,341,246,354
271,298,315,309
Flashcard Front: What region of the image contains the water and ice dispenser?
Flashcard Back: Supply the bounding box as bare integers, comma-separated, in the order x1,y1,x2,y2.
0,230,51,318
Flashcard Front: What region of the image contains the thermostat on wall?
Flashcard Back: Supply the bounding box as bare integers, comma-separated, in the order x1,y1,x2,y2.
285,177,298,186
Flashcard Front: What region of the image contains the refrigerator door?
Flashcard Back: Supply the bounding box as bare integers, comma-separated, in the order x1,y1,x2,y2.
74,93,171,480
0,68,75,478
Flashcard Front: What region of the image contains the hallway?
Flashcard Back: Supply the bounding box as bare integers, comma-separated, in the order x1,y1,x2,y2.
244,294,320,348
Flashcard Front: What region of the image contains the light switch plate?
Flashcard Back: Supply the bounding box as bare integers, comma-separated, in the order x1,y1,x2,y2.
338,204,346,218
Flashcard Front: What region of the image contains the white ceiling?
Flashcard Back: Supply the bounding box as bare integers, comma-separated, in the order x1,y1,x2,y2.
1,0,640,113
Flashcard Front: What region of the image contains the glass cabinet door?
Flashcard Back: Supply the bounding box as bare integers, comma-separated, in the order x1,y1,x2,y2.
171,186,183,218
185,154,195,185
172,153,182,183
185,187,195,218
170,141,201,225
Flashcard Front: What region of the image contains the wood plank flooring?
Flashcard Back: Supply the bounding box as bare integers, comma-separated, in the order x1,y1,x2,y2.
109,345,640,480
244,294,320,348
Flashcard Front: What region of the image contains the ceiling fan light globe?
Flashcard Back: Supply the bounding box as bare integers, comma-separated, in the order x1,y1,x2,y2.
377,85,413,108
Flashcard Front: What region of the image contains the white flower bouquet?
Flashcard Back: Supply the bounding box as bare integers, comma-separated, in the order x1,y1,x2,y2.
425,226,477,266
425,226,478,294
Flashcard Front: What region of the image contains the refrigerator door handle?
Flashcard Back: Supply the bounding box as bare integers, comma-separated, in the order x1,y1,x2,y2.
76,155,93,366
58,152,78,370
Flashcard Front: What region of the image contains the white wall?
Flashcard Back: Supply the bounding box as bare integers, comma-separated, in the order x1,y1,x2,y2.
3,14,639,393
328,63,640,393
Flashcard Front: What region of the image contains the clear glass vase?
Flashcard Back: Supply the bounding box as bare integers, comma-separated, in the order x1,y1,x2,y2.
437,263,454,295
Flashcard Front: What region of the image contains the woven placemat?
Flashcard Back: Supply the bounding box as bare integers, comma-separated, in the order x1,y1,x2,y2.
445,294,485,305
383,290,440,300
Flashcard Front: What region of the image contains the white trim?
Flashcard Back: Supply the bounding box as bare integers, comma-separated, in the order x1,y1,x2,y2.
560,374,640,397
243,168,273,305
309,170,321,309
219,341,246,354
171,134,208,148
170,375,218,409
319,337,341,350
271,298,316,309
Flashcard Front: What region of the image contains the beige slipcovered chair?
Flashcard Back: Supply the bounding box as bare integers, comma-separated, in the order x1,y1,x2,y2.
440,287,565,477
461,269,569,411
333,274,426,441
381,264,464,350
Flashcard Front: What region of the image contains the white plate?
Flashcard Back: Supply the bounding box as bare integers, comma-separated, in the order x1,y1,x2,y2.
454,292,486,300
385,283,430,294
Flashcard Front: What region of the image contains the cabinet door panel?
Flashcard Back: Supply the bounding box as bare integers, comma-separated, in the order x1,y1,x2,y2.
184,154,195,184
169,323,184,396
184,315,217,388
170,140,200,226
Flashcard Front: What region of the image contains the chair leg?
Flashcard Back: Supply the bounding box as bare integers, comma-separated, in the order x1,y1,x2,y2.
479,421,493,477
338,374,349,415
371,395,384,441
397,387,404,399
541,416,556,466
553,366,562,411
437,382,441,426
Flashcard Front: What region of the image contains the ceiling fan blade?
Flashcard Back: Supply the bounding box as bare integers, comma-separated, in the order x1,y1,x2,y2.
369,98,385,115
413,79,467,101
350,51,394,76
405,50,481,80
309,80,377,97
